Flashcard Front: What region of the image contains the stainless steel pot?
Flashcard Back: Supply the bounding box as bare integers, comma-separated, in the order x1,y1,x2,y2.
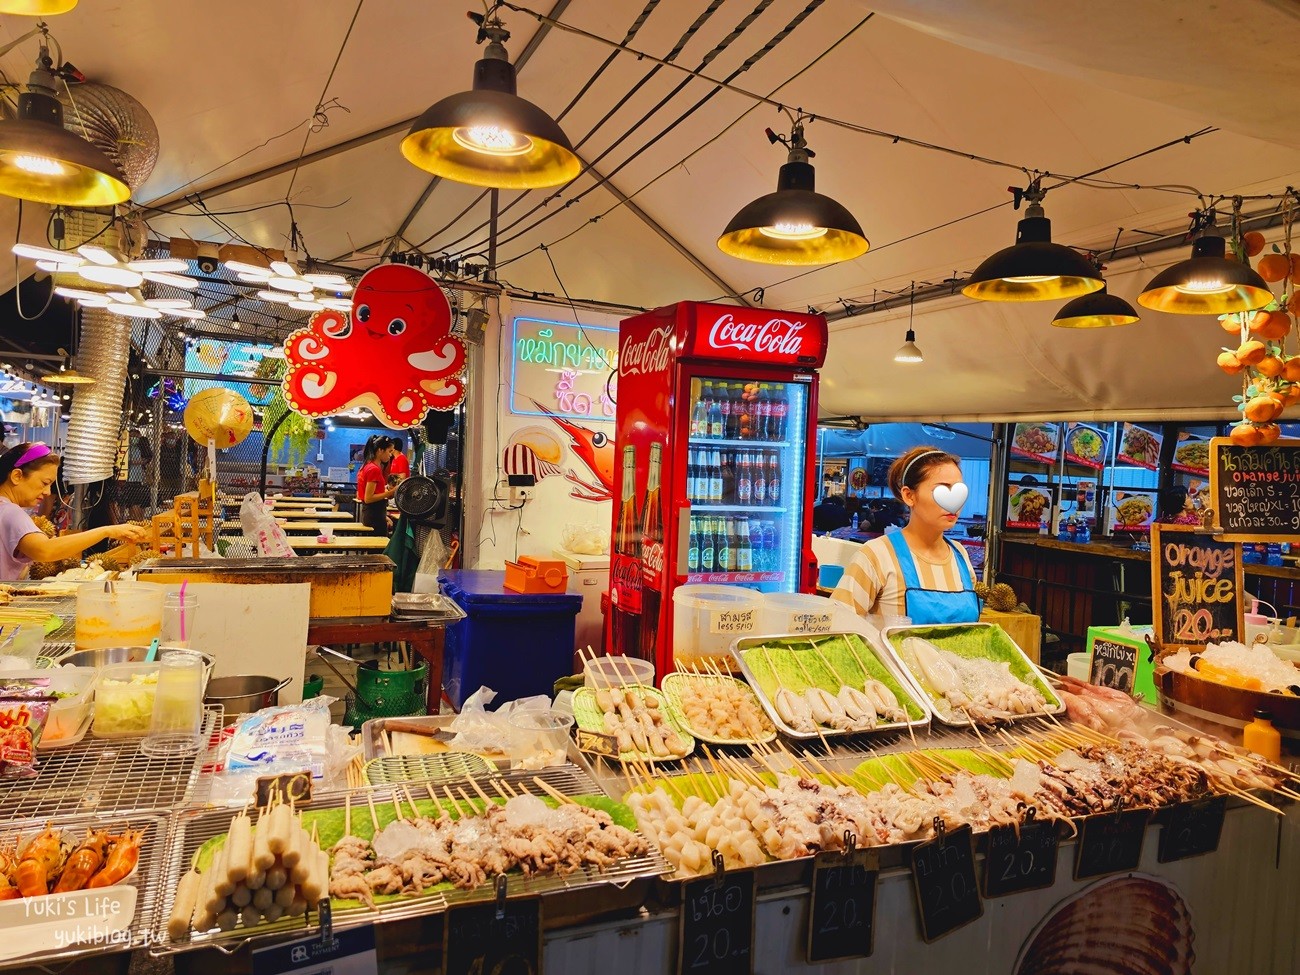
203,675,292,713
59,646,215,677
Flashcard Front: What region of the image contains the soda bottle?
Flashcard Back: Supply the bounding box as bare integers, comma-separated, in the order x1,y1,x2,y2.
759,520,774,572
721,450,735,505
687,516,700,573
737,517,753,572
754,384,771,440
700,517,716,572
693,448,708,503
611,444,641,656
737,452,752,505
707,382,723,438
638,443,664,661
723,383,739,439
735,383,753,440
709,448,723,504
767,450,781,506
752,450,766,507
717,517,732,572
771,386,788,441
717,382,732,440
691,382,709,438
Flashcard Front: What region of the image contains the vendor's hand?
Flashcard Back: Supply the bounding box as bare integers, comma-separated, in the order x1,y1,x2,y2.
107,524,150,543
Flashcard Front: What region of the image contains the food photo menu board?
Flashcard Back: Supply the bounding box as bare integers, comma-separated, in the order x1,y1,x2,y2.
1117,423,1162,470
1010,422,1061,465
1063,423,1108,471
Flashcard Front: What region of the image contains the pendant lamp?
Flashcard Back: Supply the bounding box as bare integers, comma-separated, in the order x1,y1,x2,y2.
1137,214,1271,315
963,184,1102,302
401,13,579,189
0,46,129,207
893,285,923,362
718,119,868,266
1052,283,1140,328
0,0,76,13
42,348,95,385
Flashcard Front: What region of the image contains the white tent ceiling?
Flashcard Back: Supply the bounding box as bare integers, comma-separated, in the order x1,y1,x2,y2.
1,0,1297,419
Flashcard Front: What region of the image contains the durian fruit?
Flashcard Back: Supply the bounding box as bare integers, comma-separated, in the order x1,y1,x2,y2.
975,580,1019,612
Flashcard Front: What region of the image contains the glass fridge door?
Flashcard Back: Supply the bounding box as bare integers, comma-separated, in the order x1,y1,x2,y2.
684,375,809,593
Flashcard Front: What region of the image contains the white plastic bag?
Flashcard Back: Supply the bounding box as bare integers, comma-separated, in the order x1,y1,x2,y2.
239,492,297,558
446,686,551,755
560,522,609,555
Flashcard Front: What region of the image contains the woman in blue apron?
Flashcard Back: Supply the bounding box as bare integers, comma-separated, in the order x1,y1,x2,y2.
831,446,981,627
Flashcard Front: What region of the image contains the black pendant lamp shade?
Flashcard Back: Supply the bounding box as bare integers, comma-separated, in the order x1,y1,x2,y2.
963,201,1103,302
401,29,579,190
0,70,129,207
0,1,77,13
1137,232,1272,315
1052,284,1140,328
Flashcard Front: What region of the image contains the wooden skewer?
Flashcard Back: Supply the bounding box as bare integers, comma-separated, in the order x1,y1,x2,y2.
465,775,494,805
490,778,514,801
364,789,380,833
403,786,422,817
533,776,575,805
344,793,352,837
441,785,464,818
391,790,405,822
456,786,479,814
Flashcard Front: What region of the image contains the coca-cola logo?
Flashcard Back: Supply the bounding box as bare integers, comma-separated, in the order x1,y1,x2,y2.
620,325,673,377
642,541,664,583
611,553,644,613
707,313,807,356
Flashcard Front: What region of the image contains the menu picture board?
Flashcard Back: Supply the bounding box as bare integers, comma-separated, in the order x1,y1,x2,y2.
1010,423,1060,465
1208,437,1300,541
1006,485,1052,531
1117,423,1162,470
1150,524,1243,647
1172,434,1211,476
1063,422,1108,471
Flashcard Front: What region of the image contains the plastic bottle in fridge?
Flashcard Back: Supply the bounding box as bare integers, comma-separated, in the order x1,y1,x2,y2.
691,383,709,438
752,451,767,507
754,384,771,440
737,517,753,572
771,386,788,441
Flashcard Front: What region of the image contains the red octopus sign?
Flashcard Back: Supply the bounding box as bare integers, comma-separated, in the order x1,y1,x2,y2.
281,264,468,428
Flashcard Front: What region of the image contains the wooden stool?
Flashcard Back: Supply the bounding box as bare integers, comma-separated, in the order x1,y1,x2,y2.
173,492,216,558
151,512,179,557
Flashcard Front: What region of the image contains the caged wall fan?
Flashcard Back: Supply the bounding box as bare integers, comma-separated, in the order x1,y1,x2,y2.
394,474,452,529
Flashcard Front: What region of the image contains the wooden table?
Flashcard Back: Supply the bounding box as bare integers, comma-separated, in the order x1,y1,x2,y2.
287,536,391,552
219,521,373,535
272,510,353,520
306,617,447,713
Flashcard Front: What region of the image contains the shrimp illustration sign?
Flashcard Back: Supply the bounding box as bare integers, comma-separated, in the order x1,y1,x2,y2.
281,264,467,429
503,401,615,503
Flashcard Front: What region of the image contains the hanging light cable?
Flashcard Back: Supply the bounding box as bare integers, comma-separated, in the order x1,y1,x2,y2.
1137,206,1272,315
963,180,1103,302
718,116,868,266
401,10,579,189
894,284,923,363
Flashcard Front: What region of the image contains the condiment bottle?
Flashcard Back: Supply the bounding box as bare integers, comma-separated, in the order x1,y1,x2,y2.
1243,707,1282,764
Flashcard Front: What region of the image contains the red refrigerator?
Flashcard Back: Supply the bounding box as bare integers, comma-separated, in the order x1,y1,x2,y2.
608,300,829,679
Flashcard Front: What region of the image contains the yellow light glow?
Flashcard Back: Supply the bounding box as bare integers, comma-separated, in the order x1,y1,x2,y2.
13,154,64,176
1174,279,1233,295
758,222,828,241
1002,275,1058,284
451,125,533,157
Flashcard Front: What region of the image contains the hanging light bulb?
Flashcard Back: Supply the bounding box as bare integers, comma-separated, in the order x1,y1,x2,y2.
41,347,95,385
0,2,78,14
400,12,579,189
893,285,923,363
1137,210,1272,315
1053,283,1140,328
963,181,1103,301
718,118,868,266
0,39,129,206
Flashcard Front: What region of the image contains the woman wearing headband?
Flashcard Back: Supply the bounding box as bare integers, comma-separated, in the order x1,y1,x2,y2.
831,445,981,627
0,442,149,580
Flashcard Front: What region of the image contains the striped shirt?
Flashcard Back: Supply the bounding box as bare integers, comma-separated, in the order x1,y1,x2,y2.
830,532,976,626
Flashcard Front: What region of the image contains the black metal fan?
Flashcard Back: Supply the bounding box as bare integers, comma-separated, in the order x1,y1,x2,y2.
394,474,451,528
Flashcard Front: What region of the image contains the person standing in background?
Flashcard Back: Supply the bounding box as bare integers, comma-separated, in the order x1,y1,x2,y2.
385,434,411,484
356,435,396,535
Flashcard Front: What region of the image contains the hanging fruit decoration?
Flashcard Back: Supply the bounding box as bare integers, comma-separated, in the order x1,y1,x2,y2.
1217,197,1298,446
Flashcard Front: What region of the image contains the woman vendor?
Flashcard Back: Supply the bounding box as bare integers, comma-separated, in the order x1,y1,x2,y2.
356,435,397,535
831,445,981,627
0,442,148,580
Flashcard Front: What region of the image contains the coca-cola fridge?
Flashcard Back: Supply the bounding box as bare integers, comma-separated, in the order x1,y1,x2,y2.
608,300,828,678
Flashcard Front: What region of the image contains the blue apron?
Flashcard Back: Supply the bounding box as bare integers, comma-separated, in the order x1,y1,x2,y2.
886,532,981,625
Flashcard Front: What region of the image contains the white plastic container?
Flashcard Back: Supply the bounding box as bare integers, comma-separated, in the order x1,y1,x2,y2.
583,655,653,689
1066,652,1091,681
758,592,840,636
672,585,760,665
93,661,161,738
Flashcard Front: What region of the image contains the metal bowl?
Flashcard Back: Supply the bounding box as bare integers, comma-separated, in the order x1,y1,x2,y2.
203,675,291,714
60,646,214,672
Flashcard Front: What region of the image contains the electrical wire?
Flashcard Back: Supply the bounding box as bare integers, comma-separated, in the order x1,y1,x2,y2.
14,202,55,321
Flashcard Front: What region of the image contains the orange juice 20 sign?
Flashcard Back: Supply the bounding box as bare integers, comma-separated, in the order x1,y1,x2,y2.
1150,524,1243,646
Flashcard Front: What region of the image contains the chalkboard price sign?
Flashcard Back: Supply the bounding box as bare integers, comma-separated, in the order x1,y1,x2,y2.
1088,640,1138,694
981,812,1059,897
807,846,879,962
444,886,542,975
679,864,756,975
1150,524,1243,647
1158,795,1227,863
910,821,982,942
1210,437,1300,540
1074,806,1150,880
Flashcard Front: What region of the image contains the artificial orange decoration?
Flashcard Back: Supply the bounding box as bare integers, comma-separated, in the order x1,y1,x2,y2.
1287,292,1300,316
1244,394,1283,423
1217,351,1244,374
1243,231,1266,257
1231,423,1265,446
1292,253,1300,278
1221,315,1245,335
1259,423,1282,444
1284,357,1300,382
1237,340,1268,365
1258,253,1292,282
1257,356,1285,378
1282,384,1300,406
1251,310,1291,340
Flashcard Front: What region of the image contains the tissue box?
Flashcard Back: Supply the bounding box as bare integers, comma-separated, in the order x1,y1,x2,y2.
1085,624,1156,703
503,557,569,594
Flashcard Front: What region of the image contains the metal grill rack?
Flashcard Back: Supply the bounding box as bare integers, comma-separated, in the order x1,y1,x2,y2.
0,810,171,969
0,708,221,820
152,763,671,956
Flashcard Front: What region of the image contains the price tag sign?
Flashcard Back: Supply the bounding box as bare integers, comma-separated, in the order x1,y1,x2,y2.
790,611,834,635
444,889,542,975
909,821,982,942
1158,796,1227,863
807,845,878,963
253,925,377,975
1074,806,1150,880
574,728,618,758
255,770,313,808
679,863,756,975
981,812,1058,897
710,607,757,635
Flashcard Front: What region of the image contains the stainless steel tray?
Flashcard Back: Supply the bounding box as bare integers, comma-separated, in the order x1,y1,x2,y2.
879,621,1066,727
390,592,466,623
728,631,933,740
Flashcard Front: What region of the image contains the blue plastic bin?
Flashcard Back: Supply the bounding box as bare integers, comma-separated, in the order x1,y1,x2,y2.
439,570,582,710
